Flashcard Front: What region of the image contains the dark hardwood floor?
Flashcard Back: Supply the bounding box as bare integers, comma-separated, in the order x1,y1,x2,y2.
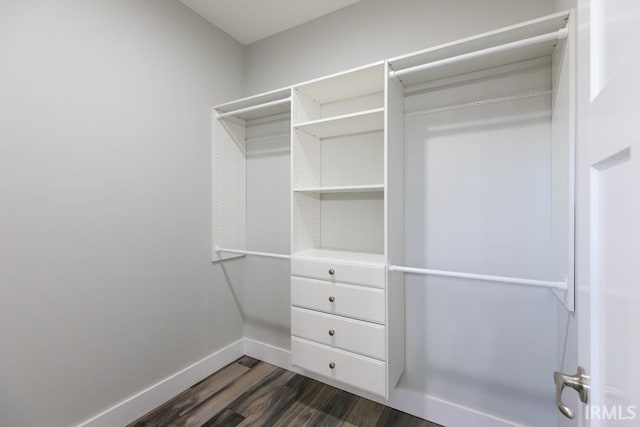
129,356,442,427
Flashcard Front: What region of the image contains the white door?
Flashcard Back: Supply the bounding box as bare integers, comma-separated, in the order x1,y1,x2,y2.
563,0,640,425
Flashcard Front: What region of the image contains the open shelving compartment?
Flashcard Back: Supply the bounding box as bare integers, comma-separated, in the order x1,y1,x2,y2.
289,61,406,398
212,87,292,262
387,10,575,310
291,62,387,265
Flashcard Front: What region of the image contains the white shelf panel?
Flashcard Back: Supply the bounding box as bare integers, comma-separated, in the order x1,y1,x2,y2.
293,249,385,266
294,184,384,194
295,108,384,138
217,97,290,121
295,62,385,104
395,39,559,87
215,87,290,113
388,11,569,72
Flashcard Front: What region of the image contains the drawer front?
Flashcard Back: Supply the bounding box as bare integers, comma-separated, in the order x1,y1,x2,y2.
291,307,386,360
291,258,385,288
291,276,385,323
291,337,386,396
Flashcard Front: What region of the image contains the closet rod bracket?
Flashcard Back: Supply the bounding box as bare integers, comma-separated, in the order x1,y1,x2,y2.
212,254,246,264
215,245,291,260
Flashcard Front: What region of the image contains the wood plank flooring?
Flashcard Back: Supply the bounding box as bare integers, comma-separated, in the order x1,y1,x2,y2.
130,356,442,427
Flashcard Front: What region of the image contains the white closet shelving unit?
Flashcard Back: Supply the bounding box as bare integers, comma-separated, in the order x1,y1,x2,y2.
212,87,292,262
288,62,405,398
291,62,386,262
212,9,576,401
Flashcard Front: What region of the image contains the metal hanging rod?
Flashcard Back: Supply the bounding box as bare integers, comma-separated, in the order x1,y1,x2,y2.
405,89,552,117
388,265,567,290
215,246,291,260
216,98,291,119
391,28,568,79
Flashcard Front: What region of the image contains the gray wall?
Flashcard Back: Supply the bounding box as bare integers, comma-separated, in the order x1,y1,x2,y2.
243,0,567,426
0,1,244,426
555,0,575,11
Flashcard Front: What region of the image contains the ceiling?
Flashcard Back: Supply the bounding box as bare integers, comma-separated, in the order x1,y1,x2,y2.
179,0,361,45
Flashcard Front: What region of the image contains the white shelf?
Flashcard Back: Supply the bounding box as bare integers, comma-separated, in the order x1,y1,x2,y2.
293,249,385,266
215,87,291,121
217,97,290,121
394,37,559,87
294,108,384,138
294,184,384,194
215,87,290,112
389,11,568,73
295,62,385,104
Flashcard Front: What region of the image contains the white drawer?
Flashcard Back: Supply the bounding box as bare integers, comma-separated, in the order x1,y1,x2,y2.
291,257,385,288
291,307,386,360
291,276,385,323
291,336,386,396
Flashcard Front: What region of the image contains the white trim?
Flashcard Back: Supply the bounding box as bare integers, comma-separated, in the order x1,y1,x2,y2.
244,338,293,368
76,337,524,427
76,339,244,427
242,338,522,427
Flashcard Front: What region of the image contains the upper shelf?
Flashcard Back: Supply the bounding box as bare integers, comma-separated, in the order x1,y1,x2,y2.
215,87,291,121
294,108,384,138
388,10,569,87
294,62,385,104
294,184,384,194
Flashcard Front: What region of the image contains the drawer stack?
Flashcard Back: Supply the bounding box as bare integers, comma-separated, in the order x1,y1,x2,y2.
290,256,387,396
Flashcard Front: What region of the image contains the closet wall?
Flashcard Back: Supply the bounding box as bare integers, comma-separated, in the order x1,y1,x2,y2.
0,2,244,426
242,1,565,426
244,112,292,349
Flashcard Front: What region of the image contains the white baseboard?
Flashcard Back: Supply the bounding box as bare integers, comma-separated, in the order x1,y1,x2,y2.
243,337,292,368
242,338,521,427
76,339,244,427
77,337,520,427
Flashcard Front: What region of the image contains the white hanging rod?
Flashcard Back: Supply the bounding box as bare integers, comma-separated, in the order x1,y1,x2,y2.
405,89,552,117
216,98,291,119
215,246,291,260
388,265,567,290
392,28,568,79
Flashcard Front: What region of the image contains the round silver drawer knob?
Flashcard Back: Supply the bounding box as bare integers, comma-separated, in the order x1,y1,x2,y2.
328,268,335,275
329,362,335,369
328,296,335,303
328,329,335,336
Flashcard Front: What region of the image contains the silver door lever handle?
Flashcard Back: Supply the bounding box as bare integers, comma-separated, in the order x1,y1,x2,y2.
554,366,589,419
